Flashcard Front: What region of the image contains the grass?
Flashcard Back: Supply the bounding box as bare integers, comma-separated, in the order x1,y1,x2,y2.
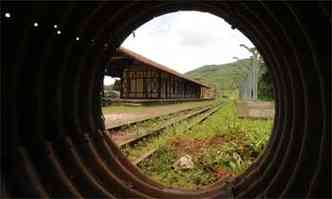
120,108,205,162
113,106,203,143
185,59,252,92
136,100,273,190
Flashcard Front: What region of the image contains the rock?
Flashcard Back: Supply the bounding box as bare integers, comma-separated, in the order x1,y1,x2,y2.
173,155,194,170
232,152,243,164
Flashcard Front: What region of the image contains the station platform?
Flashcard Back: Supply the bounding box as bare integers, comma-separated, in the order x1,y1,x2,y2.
110,97,214,105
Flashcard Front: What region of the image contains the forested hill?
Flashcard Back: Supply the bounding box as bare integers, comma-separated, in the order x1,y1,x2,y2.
185,58,251,92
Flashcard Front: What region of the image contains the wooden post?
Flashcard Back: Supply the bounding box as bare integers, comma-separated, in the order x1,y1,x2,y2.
120,78,123,98
127,70,130,98
184,82,186,98
165,75,168,99
158,71,161,98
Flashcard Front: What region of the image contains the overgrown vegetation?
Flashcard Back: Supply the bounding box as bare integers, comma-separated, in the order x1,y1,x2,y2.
186,53,274,101
185,59,252,93
120,107,205,162
258,68,274,101
136,100,273,190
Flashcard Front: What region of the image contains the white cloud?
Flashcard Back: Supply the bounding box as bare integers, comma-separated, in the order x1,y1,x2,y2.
105,11,254,85
104,76,116,85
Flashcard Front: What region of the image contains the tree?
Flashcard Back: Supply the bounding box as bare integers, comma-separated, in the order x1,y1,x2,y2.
257,65,274,101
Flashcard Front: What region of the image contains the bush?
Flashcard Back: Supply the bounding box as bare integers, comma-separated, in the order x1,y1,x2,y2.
258,69,273,101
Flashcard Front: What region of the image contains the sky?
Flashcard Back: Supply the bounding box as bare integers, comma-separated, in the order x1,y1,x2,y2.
104,11,254,85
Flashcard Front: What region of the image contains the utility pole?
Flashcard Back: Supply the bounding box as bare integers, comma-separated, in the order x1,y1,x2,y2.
239,44,259,101
233,56,249,100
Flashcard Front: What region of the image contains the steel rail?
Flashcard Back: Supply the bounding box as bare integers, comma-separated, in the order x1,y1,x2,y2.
114,105,213,147
131,102,225,166
106,103,214,131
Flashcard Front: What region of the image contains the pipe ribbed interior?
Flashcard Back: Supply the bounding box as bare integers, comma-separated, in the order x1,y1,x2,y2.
2,1,330,198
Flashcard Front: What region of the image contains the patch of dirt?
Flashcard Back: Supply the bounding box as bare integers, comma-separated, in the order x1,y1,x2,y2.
104,113,151,128
214,168,234,181
168,135,228,158
208,136,225,146
168,138,209,157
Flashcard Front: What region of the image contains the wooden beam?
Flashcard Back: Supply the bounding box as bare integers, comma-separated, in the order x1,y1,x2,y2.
110,58,132,66
111,56,127,60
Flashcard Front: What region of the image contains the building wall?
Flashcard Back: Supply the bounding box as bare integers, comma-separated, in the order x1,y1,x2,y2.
201,87,215,99
120,65,203,99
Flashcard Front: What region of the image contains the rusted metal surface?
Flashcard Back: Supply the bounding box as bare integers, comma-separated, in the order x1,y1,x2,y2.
2,1,329,198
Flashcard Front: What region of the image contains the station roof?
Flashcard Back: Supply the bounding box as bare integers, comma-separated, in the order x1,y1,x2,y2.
110,47,209,88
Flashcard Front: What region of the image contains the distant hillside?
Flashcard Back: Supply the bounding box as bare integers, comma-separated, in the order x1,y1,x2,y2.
185,59,251,93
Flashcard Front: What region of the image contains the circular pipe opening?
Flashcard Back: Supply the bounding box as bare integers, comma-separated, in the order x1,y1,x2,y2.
2,2,329,198
102,10,275,191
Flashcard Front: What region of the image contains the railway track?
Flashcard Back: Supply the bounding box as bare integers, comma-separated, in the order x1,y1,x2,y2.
115,106,211,147
108,105,211,147
106,103,214,131
106,102,224,165
132,103,224,165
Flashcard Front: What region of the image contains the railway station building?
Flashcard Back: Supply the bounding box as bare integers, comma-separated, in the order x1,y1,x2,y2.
105,48,214,100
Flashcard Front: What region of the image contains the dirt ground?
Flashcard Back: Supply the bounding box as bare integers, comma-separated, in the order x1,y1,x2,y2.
104,113,150,128
167,136,226,157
